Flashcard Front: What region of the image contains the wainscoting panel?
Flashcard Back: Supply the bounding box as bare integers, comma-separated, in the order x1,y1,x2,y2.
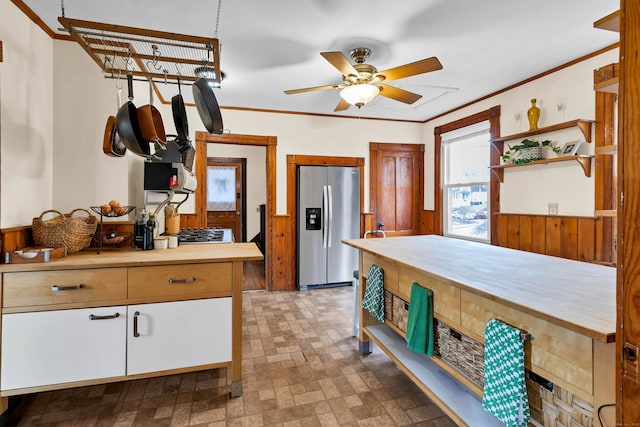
495,214,612,265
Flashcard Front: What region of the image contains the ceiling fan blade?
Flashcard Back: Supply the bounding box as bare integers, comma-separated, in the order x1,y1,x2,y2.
320,52,358,76
284,84,340,95
334,98,351,112
377,84,422,104
377,57,443,82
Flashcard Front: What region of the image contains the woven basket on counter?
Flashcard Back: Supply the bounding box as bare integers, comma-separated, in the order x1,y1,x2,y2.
32,209,98,253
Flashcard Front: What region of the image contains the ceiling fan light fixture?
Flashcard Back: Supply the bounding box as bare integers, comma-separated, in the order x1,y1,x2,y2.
340,84,380,108
194,66,226,88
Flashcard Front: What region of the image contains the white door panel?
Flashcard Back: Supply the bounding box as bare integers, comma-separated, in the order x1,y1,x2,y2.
127,298,232,375
1,307,126,390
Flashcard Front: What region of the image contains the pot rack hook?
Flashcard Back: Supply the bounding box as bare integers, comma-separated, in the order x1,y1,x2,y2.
124,49,133,72
163,69,169,85
146,44,162,72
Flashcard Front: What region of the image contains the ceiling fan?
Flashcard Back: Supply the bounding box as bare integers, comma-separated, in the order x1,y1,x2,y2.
284,47,443,111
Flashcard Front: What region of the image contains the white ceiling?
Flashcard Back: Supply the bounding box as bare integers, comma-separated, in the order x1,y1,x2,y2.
22,0,619,121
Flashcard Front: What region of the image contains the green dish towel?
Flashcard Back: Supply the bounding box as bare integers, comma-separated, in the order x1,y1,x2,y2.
405,283,434,356
362,264,384,321
482,318,530,427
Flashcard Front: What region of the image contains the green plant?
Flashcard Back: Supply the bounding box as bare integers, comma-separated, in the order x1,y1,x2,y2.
501,139,561,164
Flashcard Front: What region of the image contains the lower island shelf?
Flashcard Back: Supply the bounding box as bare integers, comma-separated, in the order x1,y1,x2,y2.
365,323,503,426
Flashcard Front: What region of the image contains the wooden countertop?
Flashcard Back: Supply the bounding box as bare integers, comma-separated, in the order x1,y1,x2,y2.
1,243,264,272
343,235,616,343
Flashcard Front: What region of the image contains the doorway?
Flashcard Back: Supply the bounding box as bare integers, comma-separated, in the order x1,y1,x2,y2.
193,132,275,290
206,157,246,243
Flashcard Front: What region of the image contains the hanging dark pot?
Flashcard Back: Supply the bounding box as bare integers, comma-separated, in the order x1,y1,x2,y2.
172,76,190,145
192,78,223,134
116,74,150,157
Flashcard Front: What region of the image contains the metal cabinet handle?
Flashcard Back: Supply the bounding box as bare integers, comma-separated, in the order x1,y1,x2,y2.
89,313,120,320
168,277,196,284
133,311,140,337
51,284,83,292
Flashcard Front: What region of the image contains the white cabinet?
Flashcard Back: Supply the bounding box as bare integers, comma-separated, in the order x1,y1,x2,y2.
1,298,232,389
1,306,127,390
127,298,232,375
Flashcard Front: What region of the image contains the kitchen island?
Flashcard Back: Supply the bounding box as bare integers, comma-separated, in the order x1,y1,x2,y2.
343,235,616,427
0,243,263,409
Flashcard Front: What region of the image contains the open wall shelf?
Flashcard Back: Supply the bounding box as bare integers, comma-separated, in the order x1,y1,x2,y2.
490,155,594,183
594,10,620,32
491,119,594,144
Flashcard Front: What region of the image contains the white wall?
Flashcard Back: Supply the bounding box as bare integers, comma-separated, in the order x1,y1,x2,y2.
423,48,619,217
0,1,618,229
0,2,54,228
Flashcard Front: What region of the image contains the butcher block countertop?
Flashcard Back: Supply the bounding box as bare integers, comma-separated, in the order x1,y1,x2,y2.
0,243,264,272
343,235,616,343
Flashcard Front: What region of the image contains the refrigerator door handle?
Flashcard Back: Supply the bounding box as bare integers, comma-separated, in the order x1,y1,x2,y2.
327,184,333,247
322,185,328,248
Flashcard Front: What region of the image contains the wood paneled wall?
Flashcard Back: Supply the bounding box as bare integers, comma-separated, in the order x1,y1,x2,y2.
495,213,614,265
0,226,32,255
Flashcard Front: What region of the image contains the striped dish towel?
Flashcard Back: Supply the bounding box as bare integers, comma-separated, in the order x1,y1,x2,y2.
362,264,384,321
482,318,530,427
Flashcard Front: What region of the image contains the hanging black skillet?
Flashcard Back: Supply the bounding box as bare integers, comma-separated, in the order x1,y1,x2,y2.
192,78,224,134
172,76,189,145
116,73,150,157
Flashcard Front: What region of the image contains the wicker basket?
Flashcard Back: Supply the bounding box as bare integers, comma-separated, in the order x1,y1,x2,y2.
32,209,98,253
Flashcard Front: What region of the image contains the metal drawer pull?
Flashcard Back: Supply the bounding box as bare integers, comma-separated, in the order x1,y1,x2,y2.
51,284,83,292
133,311,140,337
89,313,120,320
168,277,196,284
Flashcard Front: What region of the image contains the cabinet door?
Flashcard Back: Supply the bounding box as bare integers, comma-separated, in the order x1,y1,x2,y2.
1,306,126,390
127,298,232,375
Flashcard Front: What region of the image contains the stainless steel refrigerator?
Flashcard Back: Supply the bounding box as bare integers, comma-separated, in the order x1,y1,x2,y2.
297,166,360,290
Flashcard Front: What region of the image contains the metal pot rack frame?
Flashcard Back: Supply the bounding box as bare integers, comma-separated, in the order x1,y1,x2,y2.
58,17,220,86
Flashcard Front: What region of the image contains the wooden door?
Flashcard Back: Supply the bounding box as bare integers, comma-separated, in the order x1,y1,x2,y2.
206,158,246,242
370,143,424,236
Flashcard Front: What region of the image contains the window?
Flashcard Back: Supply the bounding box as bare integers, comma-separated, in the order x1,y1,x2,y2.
207,166,236,211
441,121,490,242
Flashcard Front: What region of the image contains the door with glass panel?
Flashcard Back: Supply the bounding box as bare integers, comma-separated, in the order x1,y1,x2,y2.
206,158,246,242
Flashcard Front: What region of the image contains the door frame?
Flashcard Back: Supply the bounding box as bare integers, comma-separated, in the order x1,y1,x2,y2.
286,155,365,290
194,132,276,290
206,157,247,242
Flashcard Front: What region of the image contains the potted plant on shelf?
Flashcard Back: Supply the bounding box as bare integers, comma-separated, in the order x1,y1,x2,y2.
501,139,561,164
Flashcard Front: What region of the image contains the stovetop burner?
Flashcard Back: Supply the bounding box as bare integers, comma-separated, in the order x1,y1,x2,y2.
177,228,234,244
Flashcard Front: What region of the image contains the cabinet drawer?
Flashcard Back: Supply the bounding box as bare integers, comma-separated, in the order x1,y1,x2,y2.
128,263,233,299
362,252,399,292
3,269,127,308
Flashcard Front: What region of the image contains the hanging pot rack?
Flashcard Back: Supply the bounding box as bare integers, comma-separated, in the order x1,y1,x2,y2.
58,16,220,85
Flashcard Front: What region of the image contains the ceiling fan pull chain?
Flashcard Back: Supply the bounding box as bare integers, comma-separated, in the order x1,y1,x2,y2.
60,0,65,18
